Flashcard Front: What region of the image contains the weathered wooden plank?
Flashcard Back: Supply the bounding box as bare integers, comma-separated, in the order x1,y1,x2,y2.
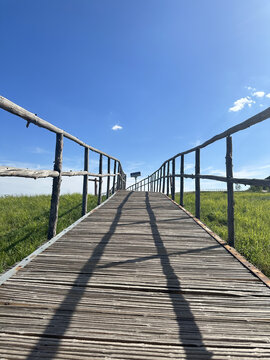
0,190,269,359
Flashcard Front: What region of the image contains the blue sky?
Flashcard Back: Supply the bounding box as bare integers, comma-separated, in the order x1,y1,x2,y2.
1,0,270,195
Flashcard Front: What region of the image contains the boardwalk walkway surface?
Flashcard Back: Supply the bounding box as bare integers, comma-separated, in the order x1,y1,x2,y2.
0,190,269,359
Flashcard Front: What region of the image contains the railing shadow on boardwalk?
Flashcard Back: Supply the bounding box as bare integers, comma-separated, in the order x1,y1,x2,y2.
145,192,213,359
26,191,133,359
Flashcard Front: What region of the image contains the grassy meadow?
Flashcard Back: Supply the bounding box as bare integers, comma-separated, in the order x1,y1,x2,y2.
0,191,270,279
175,192,270,277
0,194,99,273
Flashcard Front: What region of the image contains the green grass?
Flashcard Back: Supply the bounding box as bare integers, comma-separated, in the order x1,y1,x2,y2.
1,191,270,279
0,194,100,273
175,192,270,277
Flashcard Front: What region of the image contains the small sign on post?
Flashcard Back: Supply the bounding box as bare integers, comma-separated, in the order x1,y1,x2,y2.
130,171,141,190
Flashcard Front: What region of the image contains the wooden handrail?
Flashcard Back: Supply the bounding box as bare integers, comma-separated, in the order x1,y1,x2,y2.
0,95,126,239
127,108,270,247
0,96,119,161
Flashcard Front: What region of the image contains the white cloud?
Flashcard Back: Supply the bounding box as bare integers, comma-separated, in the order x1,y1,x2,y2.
193,139,201,147
31,147,50,154
253,91,265,98
184,163,194,172
246,86,256,91
112,125,123,131
229,96,255,112
266,93,270,98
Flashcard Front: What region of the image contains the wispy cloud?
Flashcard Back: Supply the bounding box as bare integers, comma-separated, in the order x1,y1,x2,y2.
246,86,256,91
229,87,270,113
31,147,50,154
184,163,194,172
253,91,265,98
229,96,255,112
124,161,145,172
112,124,123,131
190,139,201,147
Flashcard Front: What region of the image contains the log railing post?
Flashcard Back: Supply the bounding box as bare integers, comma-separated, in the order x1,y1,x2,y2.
172,158,175,200
118,164,122,190
117,162,120,191
98,154,103,205
94,178,98,196
106,157,110,199
166,161,170,196
48,133,63,239
82,147,89,216
226,136,235,247
112,160,117,194
195,149,200,219
180,155,184,206
162,165,165,193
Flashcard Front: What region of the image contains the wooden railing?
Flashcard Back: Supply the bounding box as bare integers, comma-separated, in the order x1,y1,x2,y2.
127,107,270,247
0,96,126,239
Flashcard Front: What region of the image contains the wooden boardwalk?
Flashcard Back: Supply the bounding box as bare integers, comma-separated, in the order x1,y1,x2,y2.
0,190,270,359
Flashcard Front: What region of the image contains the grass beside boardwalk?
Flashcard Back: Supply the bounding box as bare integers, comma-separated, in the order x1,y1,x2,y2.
175,192,270,278
0,194,99,273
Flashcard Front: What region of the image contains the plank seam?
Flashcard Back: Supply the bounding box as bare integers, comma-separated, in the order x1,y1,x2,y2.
0,191,119,286
163,194,270,289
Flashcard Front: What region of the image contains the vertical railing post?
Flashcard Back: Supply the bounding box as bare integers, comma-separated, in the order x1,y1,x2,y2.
112,160,117,194
226,136,235,247
117,162,120,190
159,168,162,192
195,149,200,219
154,172,156,192
166,161,170,196
120,165,124,189
148,176,150,191
82,147,89,216
172,158,175,200
180,155,184,206
162,164,165,193
98,154,103,205
106,157,110,199
48,133,63,239
94,178,98,196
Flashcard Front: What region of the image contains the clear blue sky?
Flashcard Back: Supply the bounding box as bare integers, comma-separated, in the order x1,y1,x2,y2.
1,0,270,194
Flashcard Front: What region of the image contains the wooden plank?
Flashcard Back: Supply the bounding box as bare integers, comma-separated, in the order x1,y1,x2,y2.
0,190,269,359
